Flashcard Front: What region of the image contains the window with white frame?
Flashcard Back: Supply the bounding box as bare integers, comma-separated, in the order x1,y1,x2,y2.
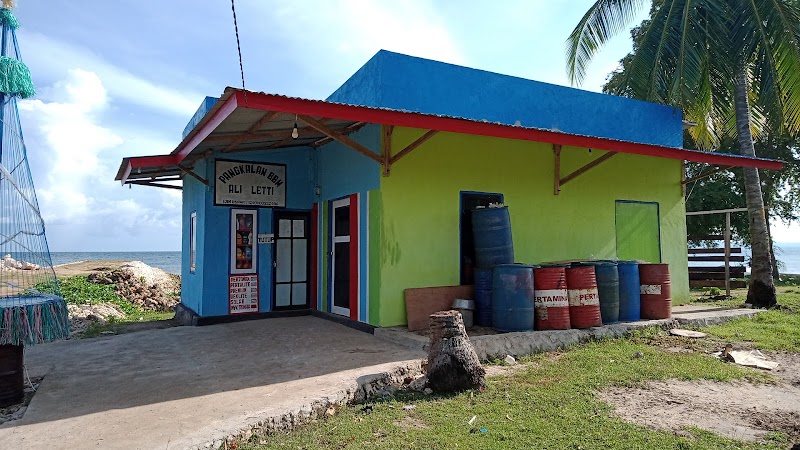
190,212,197,273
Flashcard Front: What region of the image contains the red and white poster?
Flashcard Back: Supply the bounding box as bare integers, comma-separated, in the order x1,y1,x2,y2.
229,274,259,314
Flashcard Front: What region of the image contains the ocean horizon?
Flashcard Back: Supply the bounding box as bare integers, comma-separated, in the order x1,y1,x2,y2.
45,242,800,277
50,251,182,275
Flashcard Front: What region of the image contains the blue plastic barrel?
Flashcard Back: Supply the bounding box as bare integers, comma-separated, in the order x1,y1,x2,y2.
579,261,620,324
472,207,514,268
474,268,493,290
617,261,641,321
474,267,493,327
474,288,492,327
492,264,535,332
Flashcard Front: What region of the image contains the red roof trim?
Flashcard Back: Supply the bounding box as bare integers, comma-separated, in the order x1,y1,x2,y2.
117,88,784,180
174,93,239,160
229,90,783,171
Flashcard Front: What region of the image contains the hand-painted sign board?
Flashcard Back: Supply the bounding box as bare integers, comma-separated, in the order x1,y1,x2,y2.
215,159,286,207
229,274,259,314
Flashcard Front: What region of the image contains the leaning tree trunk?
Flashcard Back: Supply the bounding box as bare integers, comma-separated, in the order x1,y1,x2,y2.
733,67,777,308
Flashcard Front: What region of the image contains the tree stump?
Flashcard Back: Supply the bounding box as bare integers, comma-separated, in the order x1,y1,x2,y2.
425,310,486,392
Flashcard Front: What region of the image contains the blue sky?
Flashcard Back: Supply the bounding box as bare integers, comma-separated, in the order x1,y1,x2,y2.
12,0,799,251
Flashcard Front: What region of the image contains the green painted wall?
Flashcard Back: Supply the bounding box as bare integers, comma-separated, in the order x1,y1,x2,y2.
375,127,689,327
368,189,382,323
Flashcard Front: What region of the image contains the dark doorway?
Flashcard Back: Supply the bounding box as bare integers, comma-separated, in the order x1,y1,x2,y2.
331,198,351,317
273,211,311,310
460,191,503,285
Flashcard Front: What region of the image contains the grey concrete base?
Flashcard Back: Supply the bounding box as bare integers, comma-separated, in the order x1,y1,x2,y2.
672,307,761,327
376,307,762,361
174,302,200,326
0,317,424,450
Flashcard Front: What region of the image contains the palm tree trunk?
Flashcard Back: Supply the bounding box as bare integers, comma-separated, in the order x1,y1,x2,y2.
733,67,777,307
765,207,781,280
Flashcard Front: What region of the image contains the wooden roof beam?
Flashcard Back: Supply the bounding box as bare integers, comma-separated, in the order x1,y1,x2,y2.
127,180,183,190
177,165,208,186
683,165,733,185
559,151,617,187
222,111,282,153
390,130,438,165
312,122,367,147
297,115,382,164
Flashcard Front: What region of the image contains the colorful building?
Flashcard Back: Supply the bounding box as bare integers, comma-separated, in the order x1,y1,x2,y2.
116,51,782,328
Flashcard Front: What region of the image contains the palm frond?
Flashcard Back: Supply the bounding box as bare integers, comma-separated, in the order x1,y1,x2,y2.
737,0,800,133
565,0,650,85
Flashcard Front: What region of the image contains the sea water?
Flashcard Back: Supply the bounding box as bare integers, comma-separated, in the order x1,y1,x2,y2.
49,252,181,274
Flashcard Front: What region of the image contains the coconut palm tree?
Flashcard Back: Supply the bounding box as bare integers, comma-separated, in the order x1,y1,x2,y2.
567,0,800,307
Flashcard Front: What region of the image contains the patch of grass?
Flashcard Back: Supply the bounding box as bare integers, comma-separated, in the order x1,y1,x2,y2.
706,311,800,352
242,339,780,450
35,276,175,336
37,275,140,314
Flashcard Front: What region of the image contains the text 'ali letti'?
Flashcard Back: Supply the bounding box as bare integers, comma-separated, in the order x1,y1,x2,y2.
218,163,284,195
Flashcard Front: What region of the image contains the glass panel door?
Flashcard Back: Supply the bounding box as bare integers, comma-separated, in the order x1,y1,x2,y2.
331,198,351,316
273,211,311,310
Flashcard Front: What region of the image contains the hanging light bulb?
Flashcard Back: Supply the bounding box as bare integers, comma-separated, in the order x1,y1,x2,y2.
291,115,299,139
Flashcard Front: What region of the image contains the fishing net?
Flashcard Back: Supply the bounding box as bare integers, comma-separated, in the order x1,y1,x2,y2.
0,6,69,346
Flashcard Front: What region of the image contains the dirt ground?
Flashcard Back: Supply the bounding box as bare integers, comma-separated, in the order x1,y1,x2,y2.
599,351,800,442
52,260,129,278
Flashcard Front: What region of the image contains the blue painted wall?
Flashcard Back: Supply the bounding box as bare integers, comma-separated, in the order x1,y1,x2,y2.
183,97,218,140
181,159,208,315
182,147,316,317
316,125,381,322
327,50,683,148
317,125,381,202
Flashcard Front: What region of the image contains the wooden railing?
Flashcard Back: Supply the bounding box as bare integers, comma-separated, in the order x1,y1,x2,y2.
686,208,749,296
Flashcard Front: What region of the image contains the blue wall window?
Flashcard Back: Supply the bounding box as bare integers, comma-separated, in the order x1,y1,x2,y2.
190,211,197,274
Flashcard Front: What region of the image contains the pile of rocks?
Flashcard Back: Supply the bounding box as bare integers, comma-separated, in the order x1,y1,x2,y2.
67,303,126,334
0,254,40,271
88,261,181,312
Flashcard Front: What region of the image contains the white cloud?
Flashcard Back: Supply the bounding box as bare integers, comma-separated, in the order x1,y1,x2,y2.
253,0,465,91
18,69,182,250
22,32,202,118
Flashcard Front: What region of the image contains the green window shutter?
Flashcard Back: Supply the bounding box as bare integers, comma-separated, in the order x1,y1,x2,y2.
616,201,661,262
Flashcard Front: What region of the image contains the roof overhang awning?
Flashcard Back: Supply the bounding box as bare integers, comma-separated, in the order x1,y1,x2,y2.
116,87,784,188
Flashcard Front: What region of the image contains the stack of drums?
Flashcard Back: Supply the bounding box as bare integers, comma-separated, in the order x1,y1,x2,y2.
533,265,571,330
565,265,603,328
639,263,672,319
492,264,535,332
473,268,493,327
579,261,620,324
471,206,515,330
617,261,641,321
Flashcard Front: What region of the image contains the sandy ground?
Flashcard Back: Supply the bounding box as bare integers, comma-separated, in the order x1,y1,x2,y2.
599,352,800,442
53,260,130,278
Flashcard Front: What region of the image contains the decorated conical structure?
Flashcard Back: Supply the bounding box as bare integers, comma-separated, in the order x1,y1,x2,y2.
0,1,69,351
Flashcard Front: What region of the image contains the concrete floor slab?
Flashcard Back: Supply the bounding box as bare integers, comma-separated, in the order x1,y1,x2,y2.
0,317,423,450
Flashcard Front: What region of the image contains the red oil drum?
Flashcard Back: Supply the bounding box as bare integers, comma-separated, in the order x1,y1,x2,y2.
639,263,672,319
533,266,571,330
565,266,602,328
